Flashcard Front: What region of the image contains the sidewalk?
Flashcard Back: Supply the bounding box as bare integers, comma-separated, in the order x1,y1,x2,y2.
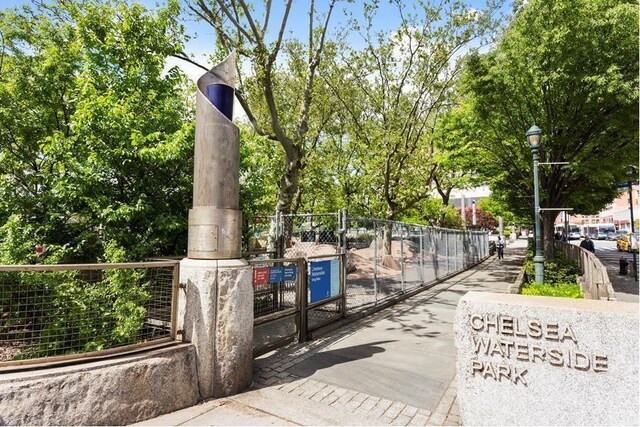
137,239,527,426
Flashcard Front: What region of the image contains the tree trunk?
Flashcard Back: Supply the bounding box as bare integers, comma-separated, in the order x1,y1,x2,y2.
267,148,303,255
383,210,395,256
542,210,557,260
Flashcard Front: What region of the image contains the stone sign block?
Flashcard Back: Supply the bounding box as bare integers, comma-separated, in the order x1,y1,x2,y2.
455,292,639,426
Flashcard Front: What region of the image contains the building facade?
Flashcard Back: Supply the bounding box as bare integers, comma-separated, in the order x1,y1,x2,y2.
554,184,640,231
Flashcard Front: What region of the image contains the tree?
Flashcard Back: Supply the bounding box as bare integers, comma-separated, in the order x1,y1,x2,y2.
461,0,638,257
186,0,342,217
324,0,499,253
0,0,194,262
431,102,485,224
456,206,498,230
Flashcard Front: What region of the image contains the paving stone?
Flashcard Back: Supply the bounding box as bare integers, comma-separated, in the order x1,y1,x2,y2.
433,394,454,415
359,396,380,411
446,414,462,425
310,385,335,402
280,379,307,393
409,414,430,426
391,415,412,426
327,386,349,399
298,382,326,399
320,392,341,406
261,377,279,386
334,389,358,405
448,403,460,417
260,371,276,379
350,392,368,404
427,412,446,426
383,402,407,419
379,416,395,425
417,409,432,417
345,400,364,412
290,380,316,397
401,405,418,418
368,399,394,419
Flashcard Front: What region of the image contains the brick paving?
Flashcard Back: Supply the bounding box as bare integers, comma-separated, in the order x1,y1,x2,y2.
251,284,473,426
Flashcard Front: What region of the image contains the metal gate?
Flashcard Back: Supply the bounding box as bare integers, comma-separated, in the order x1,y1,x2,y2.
250,254,345,357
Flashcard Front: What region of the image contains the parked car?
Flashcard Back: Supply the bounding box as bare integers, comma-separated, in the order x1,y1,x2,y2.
596,232,608,240
617,232,638,253
569,231,582,240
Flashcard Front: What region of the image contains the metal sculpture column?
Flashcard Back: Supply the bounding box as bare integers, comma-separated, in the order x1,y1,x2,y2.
180,52,252,399
189,52,241,258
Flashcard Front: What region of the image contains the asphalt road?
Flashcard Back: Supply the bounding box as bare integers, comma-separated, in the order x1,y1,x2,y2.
571,239,639,303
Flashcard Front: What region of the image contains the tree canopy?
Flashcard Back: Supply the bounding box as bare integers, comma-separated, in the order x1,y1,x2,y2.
0,0,194,263
460,0,638,254
1,0,636,263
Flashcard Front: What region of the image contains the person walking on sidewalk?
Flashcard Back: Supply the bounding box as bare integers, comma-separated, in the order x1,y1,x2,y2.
497,235,505,259
580,234,595,253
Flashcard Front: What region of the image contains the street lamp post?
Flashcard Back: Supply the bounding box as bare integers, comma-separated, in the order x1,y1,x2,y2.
472,199,477,226
627,166,637,281
527,125,544,284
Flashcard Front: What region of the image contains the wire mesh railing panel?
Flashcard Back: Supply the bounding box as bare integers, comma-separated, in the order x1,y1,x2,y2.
253,315,297,352
251,260,300,320
307,301,341,330
0,263,176,366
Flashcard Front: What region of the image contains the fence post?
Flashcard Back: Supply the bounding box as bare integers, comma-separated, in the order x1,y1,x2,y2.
400,224,405,293
298,258,308,343
419,227,424,284
374,221,379,304
341,252,347,318
340,209,347,254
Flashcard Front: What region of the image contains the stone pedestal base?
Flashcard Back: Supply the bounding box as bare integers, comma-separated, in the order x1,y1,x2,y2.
179,258,253,399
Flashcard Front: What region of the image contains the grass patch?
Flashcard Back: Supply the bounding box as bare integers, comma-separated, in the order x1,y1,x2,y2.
521,282,583,298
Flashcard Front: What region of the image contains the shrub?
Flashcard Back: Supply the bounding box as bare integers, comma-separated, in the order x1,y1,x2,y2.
523,245,583,298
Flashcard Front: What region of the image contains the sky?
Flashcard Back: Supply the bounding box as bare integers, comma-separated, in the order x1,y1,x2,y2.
3,0,514,81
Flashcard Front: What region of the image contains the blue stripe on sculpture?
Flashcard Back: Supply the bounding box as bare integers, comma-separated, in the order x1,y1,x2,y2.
206,83,234,120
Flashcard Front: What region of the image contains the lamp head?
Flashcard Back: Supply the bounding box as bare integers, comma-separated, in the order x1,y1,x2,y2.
627,165,637,179
526,125,542,148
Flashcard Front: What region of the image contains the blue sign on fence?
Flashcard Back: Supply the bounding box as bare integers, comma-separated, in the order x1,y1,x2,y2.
283,265,297,281
269,266,284,283
309,259,340,304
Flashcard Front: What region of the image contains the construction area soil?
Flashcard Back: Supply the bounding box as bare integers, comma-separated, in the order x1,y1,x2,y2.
282,240,420,280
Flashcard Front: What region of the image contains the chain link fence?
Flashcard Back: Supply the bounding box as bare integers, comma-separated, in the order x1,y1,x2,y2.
0,262,178,368
245,212,489,317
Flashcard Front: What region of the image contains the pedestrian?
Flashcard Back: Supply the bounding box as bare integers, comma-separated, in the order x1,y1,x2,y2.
580,234,595,253
497,235,505,259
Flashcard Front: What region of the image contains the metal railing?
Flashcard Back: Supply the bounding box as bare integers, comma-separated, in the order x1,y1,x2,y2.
250,257,305,356
0,261,179,369
553,241,616,300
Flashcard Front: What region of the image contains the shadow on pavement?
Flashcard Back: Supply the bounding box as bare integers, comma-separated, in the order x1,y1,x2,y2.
289,341,395,378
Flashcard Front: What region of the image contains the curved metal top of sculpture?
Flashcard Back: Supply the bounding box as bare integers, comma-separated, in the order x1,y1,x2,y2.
188,52,242,260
